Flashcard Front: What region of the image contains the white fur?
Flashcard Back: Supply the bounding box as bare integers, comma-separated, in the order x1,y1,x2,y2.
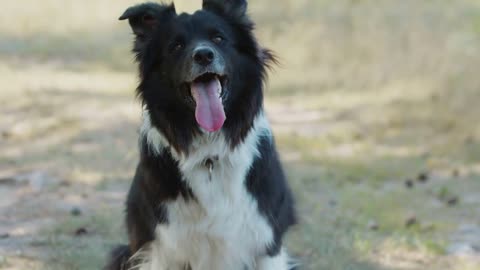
134,111,291,270
257,249,292,270
140,113,169,155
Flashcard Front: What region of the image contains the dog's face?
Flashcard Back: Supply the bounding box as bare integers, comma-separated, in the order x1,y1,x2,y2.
120,0,274,152
151,10,238,133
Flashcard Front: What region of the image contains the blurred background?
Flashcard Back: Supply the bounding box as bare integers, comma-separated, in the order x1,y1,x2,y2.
1,0,480,269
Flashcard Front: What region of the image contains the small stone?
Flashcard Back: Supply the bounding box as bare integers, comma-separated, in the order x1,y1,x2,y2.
452,169,460,178
417,172,429,183
0,177,16,185
0,233,9,239
70,207,82,216
328,199,337,207
368,220,379,231
447,197,459,206
74,227,88,236
405,215,417,227
59,180,72,187
405,179,414,188
1,130,11,139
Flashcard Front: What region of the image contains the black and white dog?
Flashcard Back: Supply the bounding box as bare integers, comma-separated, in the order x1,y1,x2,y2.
106,1,297,269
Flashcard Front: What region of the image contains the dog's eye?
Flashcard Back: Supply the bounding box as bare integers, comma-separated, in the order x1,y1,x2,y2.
212,35,224,44
172,42,184,52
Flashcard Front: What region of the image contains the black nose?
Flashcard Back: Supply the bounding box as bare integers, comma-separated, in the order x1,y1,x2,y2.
193,48,215,66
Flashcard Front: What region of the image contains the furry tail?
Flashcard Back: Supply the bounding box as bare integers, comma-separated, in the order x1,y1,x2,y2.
105,245,131,270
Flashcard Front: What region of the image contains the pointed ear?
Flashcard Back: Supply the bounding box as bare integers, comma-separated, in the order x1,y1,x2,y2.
119,3,176,49
203,0,247,19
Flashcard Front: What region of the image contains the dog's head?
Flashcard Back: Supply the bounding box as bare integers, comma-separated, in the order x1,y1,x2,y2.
120,0,275,153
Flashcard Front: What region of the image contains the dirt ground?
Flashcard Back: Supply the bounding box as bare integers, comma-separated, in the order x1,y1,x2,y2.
1,1,480,270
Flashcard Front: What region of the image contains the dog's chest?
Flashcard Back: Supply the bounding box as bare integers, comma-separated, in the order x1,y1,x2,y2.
146,134,274,270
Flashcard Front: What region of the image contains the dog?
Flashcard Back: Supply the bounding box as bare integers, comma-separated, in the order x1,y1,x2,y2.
106,1,297,269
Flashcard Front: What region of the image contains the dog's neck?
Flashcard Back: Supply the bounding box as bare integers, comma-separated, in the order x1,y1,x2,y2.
140,110,271,165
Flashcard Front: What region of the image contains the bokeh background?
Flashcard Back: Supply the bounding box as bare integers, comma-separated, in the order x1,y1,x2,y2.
1,0,480,269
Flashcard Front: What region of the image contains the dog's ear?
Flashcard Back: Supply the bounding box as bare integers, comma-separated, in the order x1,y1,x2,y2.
119,3,176,50
202,0,247,19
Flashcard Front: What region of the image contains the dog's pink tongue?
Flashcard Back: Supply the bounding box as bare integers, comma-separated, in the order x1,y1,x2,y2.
191,78,226,132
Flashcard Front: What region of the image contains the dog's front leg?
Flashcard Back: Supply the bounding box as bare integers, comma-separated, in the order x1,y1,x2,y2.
134,241,187,270
256,248,296,270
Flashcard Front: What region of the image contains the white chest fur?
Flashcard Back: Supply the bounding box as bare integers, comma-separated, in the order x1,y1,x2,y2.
136,112,276,270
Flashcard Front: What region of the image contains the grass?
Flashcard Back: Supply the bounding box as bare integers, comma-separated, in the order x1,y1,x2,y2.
43,209,125,270
1,0,480,270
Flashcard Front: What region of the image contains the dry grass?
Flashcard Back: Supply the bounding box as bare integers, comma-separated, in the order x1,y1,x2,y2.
1,0,480,269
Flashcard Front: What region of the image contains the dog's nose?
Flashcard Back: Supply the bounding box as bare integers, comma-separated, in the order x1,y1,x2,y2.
193,48,215,66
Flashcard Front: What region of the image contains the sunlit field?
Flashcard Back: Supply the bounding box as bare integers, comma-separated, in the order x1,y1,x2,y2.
1,1,480,269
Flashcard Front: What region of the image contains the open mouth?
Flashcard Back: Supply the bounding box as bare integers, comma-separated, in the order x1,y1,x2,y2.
191,72,227,96
189,72,227,132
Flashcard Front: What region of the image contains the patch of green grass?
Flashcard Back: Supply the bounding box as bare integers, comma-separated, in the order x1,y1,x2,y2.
43,209,124,270
286,159,480,269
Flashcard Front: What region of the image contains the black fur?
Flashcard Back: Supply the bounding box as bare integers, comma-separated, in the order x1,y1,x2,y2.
124,144,195,253
246,135,296,256
107,1,296,269
105,245,131,270
119,0,274,153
